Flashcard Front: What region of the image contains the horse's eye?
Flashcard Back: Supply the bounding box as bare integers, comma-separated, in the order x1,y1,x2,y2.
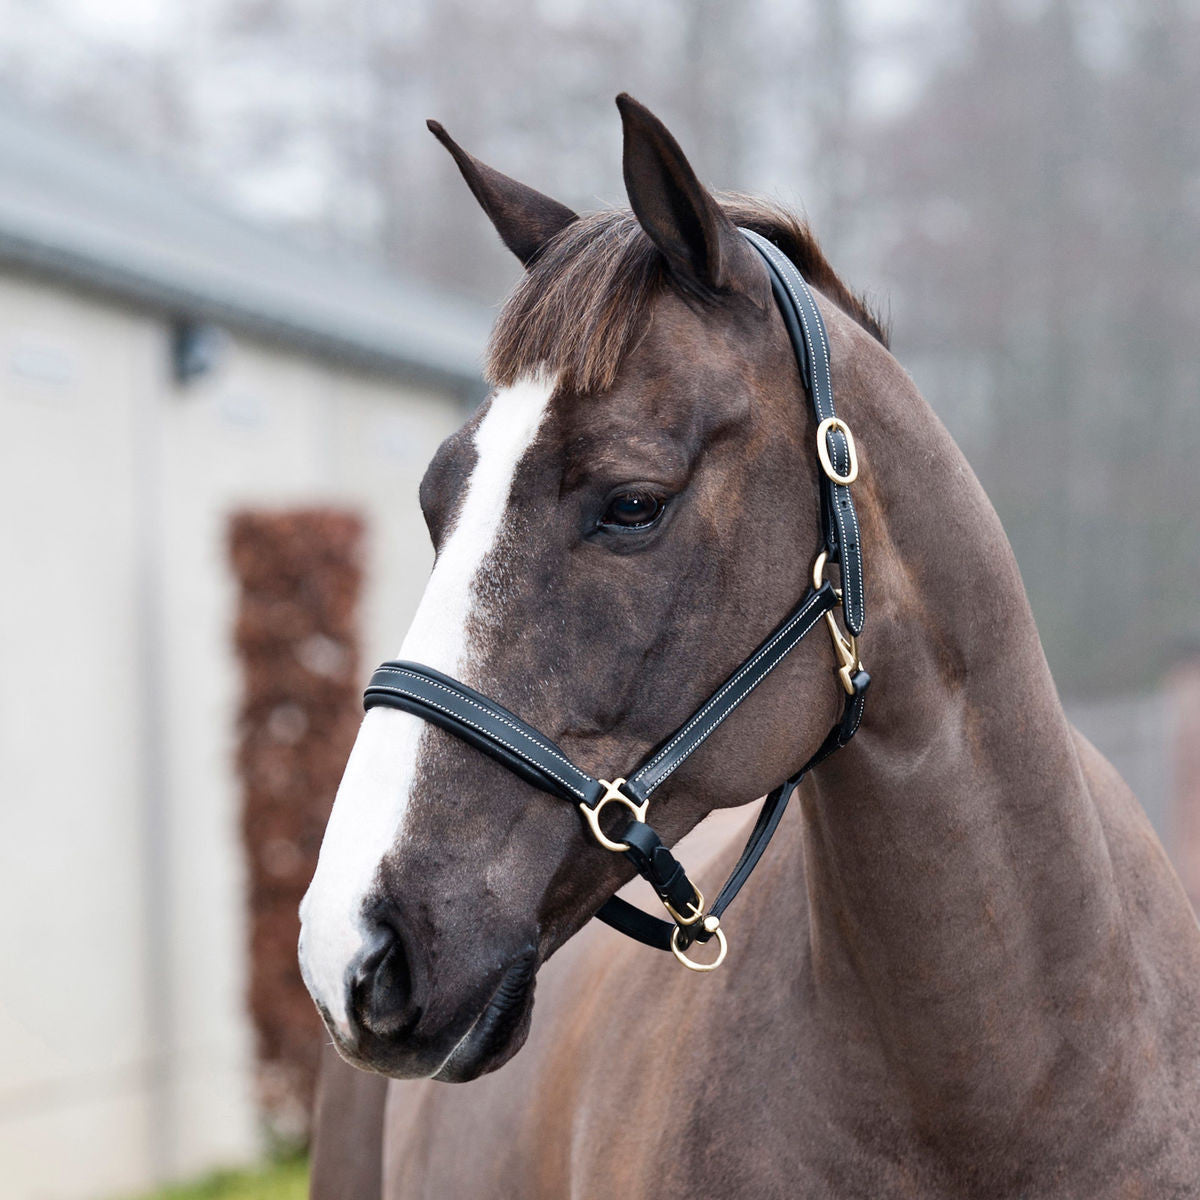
599,490,666,530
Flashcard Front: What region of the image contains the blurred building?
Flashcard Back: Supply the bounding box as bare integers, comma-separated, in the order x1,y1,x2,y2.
0,98,487,1200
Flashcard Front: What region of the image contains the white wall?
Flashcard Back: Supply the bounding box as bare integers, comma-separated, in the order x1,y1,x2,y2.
0,272,466,1200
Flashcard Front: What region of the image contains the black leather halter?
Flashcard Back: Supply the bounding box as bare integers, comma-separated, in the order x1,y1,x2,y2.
362,229,870,972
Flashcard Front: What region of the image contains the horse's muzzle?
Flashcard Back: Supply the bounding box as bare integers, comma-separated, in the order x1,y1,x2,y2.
329,912,538,1081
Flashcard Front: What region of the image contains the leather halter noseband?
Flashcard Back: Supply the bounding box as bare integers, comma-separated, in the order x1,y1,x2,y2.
362,229,870,972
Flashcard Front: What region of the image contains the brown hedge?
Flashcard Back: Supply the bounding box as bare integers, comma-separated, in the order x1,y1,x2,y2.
229,508,364,1144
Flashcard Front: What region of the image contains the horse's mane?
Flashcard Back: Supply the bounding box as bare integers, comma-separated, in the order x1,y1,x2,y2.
484,195,889,395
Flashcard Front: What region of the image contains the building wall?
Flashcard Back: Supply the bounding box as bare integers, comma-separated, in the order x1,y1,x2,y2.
0,271,465,1200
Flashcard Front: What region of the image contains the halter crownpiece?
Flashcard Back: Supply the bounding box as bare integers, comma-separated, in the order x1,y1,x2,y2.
362,229,870,972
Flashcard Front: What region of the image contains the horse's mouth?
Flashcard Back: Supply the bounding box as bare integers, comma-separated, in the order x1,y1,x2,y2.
433,951,538,1083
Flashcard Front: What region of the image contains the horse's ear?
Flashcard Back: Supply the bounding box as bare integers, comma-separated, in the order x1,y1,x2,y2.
616,94,760,297
427,120,578,267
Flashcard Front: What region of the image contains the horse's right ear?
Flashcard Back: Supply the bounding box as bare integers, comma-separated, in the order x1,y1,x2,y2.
427,120,578,267
616,94,761,299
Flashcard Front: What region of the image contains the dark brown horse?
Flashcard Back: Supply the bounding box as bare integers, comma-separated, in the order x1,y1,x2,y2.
300,96,1200,1197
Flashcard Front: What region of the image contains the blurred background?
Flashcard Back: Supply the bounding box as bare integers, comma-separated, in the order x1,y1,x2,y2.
0,1,1196,1197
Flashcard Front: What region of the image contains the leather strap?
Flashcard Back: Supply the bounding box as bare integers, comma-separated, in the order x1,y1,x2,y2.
364,662,604,807
594,783,796,951
740,228,866,637
595,664,869,951
622,585,837,803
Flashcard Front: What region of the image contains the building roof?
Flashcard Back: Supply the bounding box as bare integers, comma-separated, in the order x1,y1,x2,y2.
0,95,491,393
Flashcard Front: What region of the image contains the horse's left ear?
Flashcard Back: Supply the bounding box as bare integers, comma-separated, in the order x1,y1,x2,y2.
616,93,761,298
428,120,578,267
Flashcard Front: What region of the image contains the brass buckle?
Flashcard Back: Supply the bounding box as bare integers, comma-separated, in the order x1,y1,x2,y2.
812,552,863,695
662,884,705,927
580,778,648,853
670,916,728,972
816,416,859,485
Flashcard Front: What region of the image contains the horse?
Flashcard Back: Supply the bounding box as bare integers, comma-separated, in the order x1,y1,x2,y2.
299,94,1200,1197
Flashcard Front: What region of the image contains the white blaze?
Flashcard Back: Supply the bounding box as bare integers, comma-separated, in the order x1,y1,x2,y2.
298,374,557,1033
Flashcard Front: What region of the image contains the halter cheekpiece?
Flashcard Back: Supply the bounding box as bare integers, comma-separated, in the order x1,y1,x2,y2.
362,229,870,971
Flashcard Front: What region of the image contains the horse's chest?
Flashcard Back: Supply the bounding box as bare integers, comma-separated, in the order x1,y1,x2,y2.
385,1079,937,1200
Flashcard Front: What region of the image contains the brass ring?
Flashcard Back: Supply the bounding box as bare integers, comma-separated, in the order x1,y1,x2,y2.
812,550,845,601
580,778,648,853
812,549,830,590
816,417,859,485
670,921,728,972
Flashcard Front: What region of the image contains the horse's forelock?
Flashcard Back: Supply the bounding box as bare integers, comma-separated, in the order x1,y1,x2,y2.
484,198,888,398
485,210,663,397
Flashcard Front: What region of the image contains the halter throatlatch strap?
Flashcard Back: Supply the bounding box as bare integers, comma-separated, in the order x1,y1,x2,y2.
361,230,870,971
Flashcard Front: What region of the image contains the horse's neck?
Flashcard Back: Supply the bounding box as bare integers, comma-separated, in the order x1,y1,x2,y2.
794,350,1142,1126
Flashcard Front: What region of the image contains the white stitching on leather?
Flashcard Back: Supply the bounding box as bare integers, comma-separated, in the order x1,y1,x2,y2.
367,681,585,800
642,603,829,793
767,236,864,625
375,668,584,777
846,692,866,740
636,594,830,794
840,482,864,629
745,230,865,628
638,589,827,773
805,276,865,629
829,431,865,631
370,667,590,797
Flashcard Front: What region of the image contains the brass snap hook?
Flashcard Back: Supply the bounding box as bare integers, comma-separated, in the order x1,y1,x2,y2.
824,611,861,696
580,778,648,853
812,551,863,695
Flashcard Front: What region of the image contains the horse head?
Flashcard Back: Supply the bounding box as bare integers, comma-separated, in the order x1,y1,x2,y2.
299,96,882,1080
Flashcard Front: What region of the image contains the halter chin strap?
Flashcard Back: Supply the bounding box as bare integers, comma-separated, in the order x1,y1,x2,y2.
361,231,869,971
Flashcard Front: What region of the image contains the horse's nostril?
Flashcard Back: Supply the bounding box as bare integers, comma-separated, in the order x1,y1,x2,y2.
348,921,420,1039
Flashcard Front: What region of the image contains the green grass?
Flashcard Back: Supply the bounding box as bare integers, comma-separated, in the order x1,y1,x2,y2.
121,1156,308,1200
